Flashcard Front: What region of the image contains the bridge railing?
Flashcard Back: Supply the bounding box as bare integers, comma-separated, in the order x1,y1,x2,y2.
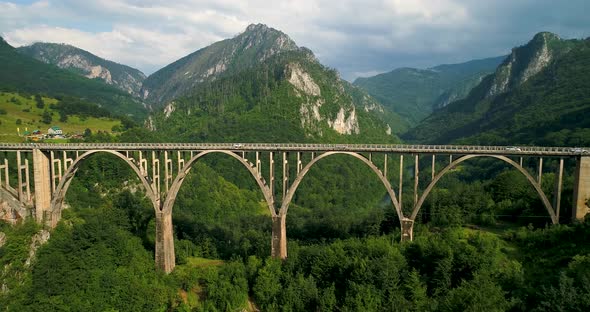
0,143,587,156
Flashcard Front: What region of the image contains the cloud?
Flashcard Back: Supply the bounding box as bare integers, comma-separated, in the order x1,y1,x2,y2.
0,0,589,79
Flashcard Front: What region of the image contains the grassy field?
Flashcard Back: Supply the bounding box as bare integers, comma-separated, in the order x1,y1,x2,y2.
0,92,121,142
184,257,224,267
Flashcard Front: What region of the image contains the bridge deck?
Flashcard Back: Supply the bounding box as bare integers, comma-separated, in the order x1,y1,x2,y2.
0,143,587,156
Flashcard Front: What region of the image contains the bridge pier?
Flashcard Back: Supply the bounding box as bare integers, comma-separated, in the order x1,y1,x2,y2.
572,156,590,221
271,214,287,259
401,218,414,241
155,211,175,273
32,149,51,224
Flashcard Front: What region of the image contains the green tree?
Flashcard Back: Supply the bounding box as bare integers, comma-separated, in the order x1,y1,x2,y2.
405,269,429,311
253,259,282,310
41,110,52,124
34,94,44,109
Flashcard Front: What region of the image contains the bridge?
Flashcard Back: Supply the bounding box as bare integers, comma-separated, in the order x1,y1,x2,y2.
0,143,588,273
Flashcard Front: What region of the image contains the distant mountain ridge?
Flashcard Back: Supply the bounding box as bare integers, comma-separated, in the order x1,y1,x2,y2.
17,42,146,97
403,32,590,146
353,55,505,127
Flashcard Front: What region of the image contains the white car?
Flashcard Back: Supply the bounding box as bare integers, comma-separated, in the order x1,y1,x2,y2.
506,146,521,151
570,148,588,153
233,143,243,148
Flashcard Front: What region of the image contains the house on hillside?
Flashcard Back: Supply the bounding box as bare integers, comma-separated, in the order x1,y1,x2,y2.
24,130,43,141
47,126,64,138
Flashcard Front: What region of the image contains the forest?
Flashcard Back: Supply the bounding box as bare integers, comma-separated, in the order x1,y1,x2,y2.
1,129,589,311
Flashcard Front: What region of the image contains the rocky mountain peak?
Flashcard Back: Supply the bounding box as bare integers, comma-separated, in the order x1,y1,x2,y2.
245,23,269,32
236,23,299,59
141,23,304,106
532,31,560,42
486,31,565,97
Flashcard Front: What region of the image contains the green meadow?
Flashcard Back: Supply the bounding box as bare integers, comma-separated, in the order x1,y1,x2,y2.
0,92,121,142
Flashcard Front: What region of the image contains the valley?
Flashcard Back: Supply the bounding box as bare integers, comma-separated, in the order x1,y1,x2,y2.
0,20,589,312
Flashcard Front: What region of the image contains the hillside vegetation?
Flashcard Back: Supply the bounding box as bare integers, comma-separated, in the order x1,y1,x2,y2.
354,56,505,128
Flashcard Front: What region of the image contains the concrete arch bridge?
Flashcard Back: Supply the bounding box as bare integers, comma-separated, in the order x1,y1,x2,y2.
0,143,588,273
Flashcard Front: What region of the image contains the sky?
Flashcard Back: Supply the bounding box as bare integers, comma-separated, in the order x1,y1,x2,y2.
1,0,589,81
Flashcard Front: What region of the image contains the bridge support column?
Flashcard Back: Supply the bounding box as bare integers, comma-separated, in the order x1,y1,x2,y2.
401,218,414,242
271,214,287,259
155,211,175,273
32,149,51,224
572,156,590,221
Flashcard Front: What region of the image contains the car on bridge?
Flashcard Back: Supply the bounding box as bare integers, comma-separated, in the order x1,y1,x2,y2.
505,146,521,151
233,143,243,148
569,148,588,153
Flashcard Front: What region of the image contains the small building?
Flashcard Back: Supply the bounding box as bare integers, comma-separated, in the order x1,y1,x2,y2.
32,129,41,135
48,126,63,136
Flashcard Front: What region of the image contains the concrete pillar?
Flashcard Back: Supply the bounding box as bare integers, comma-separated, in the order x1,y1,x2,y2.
572,156,590,221
401,218,414,242
32,149,51,223
155,211,175,273
271,214,287,259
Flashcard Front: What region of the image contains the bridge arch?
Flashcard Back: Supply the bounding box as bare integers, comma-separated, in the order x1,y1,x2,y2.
49,150,158,225
410,155,558,224
162,150,275,216
279,151,404,224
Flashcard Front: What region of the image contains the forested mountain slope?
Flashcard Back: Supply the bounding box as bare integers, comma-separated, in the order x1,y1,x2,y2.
354,55,505,127
404,32,590,146
148,24,404,141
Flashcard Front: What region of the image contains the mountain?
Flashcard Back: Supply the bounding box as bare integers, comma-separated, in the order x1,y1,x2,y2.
353,56,505,127
147,24,402,142
403,32,590,146
0,37,146,119
142,23,301,107
17,42,146,97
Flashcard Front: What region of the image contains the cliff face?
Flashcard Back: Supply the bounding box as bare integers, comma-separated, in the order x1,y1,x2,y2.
0,188,29,224
486,32,568,97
